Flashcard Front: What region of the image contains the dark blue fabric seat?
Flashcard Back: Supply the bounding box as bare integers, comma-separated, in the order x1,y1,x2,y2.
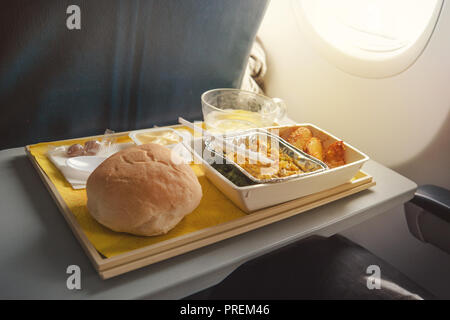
185,235,435,300
0,0,268,149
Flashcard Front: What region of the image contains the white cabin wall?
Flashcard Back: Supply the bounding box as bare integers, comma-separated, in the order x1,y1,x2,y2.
257,0,450,298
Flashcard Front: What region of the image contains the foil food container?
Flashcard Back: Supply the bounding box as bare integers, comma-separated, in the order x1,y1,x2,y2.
203,129,328,184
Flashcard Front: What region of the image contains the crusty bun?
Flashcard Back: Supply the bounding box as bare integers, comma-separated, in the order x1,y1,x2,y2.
86,143,202,236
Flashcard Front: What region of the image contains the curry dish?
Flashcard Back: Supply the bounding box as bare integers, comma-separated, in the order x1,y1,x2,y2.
223,136,321,181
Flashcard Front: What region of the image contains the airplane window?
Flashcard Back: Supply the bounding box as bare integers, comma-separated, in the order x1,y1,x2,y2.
293,0,444,78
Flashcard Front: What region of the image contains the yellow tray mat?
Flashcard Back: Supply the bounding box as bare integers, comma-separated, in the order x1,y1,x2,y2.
28,135,246,258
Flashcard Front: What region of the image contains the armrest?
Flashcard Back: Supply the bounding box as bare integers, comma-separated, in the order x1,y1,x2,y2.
411,185,450,223
404,185,450,254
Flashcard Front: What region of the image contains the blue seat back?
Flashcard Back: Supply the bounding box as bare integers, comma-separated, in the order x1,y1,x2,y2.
0,0,269,149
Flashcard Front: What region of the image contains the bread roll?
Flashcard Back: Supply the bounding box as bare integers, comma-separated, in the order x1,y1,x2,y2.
86,143,202,236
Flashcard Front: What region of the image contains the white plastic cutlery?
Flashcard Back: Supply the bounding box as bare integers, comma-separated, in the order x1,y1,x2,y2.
177,117,274,165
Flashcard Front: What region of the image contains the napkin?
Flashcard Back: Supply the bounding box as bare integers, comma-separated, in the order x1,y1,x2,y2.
47,143,134,189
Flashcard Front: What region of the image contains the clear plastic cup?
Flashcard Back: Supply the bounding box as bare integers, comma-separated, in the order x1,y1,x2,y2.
201,88,287,133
